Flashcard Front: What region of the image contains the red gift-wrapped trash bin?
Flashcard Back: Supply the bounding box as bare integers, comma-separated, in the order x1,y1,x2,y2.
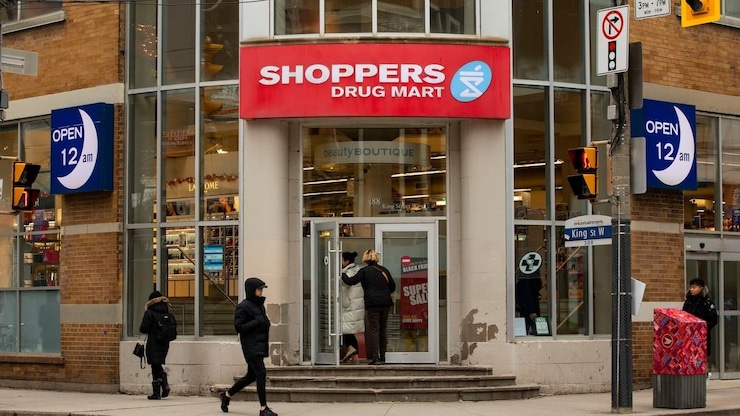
653,307,707,409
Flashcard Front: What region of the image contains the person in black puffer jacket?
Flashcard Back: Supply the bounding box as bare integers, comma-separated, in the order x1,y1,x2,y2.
342,249,396,365
683,278,719,358
219,277,277,416
139,290,172,400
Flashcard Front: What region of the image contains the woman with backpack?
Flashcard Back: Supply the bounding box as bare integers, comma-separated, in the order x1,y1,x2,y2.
139,290,175,400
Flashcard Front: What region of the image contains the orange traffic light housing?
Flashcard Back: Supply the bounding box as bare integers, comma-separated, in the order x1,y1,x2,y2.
681,0,720,28
567,147,598,200
12,162,40,211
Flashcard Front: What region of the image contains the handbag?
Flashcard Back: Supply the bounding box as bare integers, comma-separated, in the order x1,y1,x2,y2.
133,337,147,369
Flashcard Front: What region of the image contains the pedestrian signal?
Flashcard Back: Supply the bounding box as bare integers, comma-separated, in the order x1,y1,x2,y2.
12,162,40,211
567,147,598,200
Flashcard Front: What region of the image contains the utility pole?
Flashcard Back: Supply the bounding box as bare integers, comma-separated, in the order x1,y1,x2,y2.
609,0,633,413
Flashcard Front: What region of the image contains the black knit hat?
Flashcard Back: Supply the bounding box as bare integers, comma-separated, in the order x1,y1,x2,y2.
148,290,163,300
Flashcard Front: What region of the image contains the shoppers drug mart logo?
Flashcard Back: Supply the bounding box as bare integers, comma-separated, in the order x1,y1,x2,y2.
450,61,492,103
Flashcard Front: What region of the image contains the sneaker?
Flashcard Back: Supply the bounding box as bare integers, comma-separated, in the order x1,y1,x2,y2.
260,406,278,416
219,391,230,413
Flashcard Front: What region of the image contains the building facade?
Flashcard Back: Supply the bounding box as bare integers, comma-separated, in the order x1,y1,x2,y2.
0,0,738,395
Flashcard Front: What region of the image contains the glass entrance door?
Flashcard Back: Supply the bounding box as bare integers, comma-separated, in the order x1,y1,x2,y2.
376,223,437,363
721,254,740,379
311,221,341,365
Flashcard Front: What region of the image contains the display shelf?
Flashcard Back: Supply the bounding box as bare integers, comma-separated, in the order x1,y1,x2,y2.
163,223,238,299
23,238,60,287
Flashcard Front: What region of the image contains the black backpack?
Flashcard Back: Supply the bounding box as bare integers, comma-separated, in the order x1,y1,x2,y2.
154,311,177,342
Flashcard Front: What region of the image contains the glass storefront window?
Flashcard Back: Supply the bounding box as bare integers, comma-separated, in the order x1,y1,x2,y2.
378,0,424,33
129,0,241,339
201,85,239,221
514,225,550,336
162,89,196,222
201,0,239,82
554,89,587,220
685,115,718,230
0,119,61,353
553,0,585,84
513,86,548,219
302,127,446,218
276,0,473,35
430,0,474,35
326,0,372,33
129,0,157,89
20,290,60,353
512,0,546,81
555,226,589,335
163,0,196,85
721,118,740,232
725,0,740,19
275,0,320,35
589,0,611,87
128,93,157,224
128,228,157,337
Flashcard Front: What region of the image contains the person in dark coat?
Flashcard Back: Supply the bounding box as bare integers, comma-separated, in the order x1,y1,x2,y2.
219,277,277,416
683,278,719,359
139,290,172,400
342,249,396,365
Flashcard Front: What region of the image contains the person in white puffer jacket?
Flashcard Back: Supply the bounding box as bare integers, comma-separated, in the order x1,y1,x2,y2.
341,251,364,363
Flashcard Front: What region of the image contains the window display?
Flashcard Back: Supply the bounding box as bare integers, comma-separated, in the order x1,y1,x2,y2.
302,127,446,218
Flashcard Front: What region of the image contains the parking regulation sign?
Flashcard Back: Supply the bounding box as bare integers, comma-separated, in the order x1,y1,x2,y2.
597,5,629,76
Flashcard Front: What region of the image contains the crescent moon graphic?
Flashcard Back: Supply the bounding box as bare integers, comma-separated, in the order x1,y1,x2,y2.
652,106,694,186
57,109,98,190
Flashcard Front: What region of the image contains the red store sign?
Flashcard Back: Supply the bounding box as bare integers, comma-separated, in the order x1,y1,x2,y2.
239,43,511,119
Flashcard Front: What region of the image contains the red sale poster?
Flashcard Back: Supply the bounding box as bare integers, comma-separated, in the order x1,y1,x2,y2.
400,256,428,329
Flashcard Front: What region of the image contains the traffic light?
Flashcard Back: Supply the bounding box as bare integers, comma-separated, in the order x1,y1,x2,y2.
12,162,40,211
682,0,720,28
567,147,598,200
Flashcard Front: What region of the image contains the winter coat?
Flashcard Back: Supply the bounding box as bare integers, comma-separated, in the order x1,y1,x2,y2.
235,278,271,360
139,296,171,365
342,260,396,308
683,286,719,354
341,263,365,334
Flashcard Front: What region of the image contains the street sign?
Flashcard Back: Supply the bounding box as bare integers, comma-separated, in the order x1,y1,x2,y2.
635,0,670,20
597,5,629,76
564,215,613,247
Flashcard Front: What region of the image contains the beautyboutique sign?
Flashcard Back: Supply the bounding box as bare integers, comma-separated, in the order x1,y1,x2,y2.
239,43,510,119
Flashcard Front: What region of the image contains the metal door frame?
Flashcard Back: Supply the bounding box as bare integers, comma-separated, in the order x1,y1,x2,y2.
311,220,342,365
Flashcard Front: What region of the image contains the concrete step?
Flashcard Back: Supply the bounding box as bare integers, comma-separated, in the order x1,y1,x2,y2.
210,384,541,402
210,365,540,402
265,364,496,377
267,374,516,389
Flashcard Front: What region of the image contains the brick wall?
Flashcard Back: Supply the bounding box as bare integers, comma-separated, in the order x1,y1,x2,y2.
630,0,739,97
2,2,124,99
631,189,686,383
0,0,125,384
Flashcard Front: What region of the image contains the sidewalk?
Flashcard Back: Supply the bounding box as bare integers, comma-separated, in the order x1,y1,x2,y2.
1,380,739,416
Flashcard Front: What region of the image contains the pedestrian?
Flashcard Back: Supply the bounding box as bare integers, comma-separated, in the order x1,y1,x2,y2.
340,251,364,363
139,290,174,400
682,278,719,369
219,277,278,416
342,249,395,365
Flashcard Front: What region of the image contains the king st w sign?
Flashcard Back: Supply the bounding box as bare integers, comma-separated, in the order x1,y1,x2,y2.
564,215,613,247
